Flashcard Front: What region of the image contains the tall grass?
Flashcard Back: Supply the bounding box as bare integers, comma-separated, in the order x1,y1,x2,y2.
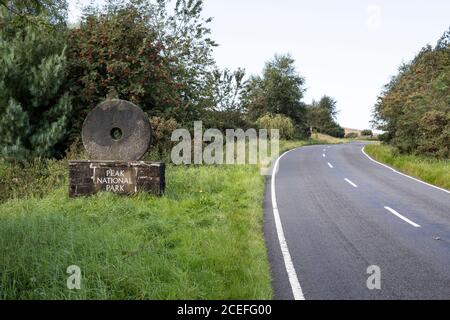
0,159,67,203
364,144,450,190
0,165,272,299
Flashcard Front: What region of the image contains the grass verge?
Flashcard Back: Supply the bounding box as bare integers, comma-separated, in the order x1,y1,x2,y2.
0,165,271,299
364,144,450,191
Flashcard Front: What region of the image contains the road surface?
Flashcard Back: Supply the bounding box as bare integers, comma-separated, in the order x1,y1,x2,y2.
264,142,450,300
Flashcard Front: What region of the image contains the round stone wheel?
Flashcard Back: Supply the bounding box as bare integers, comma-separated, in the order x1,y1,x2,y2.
82,99,152,161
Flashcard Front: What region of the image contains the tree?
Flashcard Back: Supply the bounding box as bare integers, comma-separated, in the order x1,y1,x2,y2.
0,5,71,160
372,28,450,158
202,68,251,130
361,129,373,137
0,0,67,34
144,0,219,124
316,95,338,119
66,2,180,137
242,54,309,137
307,95,345,138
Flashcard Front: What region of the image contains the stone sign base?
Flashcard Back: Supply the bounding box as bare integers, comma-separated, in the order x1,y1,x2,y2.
69,161,165,198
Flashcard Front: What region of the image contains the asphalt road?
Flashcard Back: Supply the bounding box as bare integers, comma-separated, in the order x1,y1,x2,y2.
264,142,450,300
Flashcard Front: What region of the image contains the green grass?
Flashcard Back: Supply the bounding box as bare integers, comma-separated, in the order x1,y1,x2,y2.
0,165,271,299
364,144,450,191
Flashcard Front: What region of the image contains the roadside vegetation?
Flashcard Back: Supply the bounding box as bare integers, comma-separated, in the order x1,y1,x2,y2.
372,28,449,159
364,144,450,191
368,28,449,190
0,164,272,299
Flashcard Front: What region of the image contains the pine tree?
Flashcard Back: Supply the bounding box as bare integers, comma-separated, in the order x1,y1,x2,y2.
0,8,71,160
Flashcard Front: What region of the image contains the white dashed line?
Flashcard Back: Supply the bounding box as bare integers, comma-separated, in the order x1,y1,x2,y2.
323,154,326,158
271,151,305,300
344,178,358,188
384,206,421,228
328,162,334,168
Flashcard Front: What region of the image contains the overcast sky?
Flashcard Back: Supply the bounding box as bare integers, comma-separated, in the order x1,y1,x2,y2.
69,0,450,130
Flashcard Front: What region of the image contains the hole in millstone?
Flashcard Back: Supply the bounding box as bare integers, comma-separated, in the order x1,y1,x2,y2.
110,127,123,141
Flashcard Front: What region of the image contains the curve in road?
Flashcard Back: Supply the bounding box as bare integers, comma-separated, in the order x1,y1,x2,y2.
264,142,450,300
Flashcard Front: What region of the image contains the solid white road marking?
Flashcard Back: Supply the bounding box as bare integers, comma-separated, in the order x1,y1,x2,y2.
344,178,358,188
328,162,334,168
271,150,305,300
362,146,450,195
384,206,421,228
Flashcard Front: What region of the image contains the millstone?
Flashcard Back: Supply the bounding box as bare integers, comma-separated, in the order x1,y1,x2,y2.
82,99,151,161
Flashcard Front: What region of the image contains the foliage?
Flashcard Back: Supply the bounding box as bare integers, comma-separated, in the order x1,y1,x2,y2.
361,129,373,137
307,95,345,138
147,0,219,124
242,54,309,138
256,114,295,140
417,110,449,158
0,8,71,160
66,2,179,138
345,132,359,139
0,0,67,31
148,116,179,159
325,124,345,138
0,158,66,203
66,0,244,138
201,68,251,131
372,28,450,158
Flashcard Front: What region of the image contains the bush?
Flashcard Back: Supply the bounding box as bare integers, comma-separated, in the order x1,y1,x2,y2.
324,123,345,138
0,158,67,203
256,114,295,139
361,129,373,137
147,117,180,161
345,132,359,139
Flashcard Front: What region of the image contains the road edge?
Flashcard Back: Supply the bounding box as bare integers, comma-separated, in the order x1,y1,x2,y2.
270,149,306,300
361,146,450,195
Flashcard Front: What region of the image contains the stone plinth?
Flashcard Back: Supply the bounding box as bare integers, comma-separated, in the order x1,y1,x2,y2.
69,161,165,198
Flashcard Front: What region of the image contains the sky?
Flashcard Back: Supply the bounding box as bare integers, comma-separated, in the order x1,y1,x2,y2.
69,0,450,130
